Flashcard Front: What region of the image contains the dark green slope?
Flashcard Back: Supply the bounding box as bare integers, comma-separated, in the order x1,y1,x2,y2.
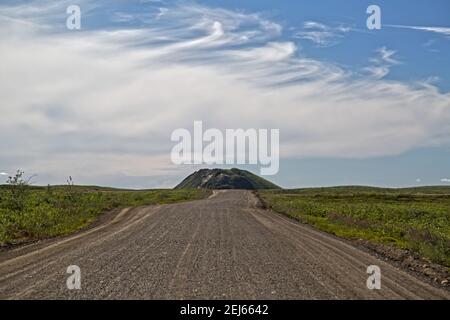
175,168,281,190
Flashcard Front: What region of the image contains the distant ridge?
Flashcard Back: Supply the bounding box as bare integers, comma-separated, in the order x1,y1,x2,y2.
175,168,281,190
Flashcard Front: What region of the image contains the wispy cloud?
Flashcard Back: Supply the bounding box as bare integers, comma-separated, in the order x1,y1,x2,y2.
364,47,400,79
111,12,135,23
294,21,351,47
363,66,390,79
441,178,450,183
156,7,168,19
0,172,9,176
423,39,437,47
388,24,450,37
375,47,399,65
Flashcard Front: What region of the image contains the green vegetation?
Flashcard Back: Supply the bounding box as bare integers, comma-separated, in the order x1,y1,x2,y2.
175,168,281,190
0,171,210,246
259,186,450,267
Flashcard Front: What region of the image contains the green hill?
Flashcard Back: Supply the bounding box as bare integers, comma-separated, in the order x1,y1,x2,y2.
175,168,281,190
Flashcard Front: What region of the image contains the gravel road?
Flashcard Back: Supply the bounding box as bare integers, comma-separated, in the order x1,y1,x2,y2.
0,190,448,299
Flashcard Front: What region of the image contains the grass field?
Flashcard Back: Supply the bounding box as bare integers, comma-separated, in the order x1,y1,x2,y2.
258,186,450,267
0,183,210,246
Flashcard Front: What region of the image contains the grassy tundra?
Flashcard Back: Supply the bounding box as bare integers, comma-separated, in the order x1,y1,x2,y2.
259,186,450,267
0,171,210,246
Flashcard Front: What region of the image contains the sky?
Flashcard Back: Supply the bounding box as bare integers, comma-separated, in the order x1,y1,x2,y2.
0,0,449,188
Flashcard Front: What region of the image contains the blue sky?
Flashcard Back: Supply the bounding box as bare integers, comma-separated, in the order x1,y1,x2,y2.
69,0,450,90
0,0,449,188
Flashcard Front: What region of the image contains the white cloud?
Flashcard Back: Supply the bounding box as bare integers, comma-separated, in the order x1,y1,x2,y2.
1,1,450,185
112,12,135,23
441,178,450,183
294,21,351,47
376,47,399,65
364,66,390,79
388,25,450,37
364,47,400,79
0,172,9,176
156,7,168,19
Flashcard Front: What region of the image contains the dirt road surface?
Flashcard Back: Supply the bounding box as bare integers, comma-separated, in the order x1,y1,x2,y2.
0,190,448,299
